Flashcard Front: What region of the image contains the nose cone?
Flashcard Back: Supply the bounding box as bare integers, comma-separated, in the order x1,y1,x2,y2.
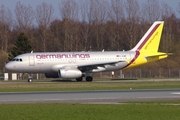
5,62,15,71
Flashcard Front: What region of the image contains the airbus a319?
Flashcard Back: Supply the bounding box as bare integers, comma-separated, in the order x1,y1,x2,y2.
5,21,169,82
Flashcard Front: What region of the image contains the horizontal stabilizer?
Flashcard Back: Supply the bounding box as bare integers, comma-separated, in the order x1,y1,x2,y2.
146,53,172,58
145,53,172,61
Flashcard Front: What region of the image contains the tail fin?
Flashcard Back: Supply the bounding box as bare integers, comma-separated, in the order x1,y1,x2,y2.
131,21,164,52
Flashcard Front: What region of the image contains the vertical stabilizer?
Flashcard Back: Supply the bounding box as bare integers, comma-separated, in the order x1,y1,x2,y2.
131,21,164,52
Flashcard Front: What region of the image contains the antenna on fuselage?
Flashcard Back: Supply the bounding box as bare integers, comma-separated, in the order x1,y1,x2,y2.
31,50,33,53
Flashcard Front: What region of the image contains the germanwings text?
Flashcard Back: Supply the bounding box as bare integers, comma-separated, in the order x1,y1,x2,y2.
36,53,90,59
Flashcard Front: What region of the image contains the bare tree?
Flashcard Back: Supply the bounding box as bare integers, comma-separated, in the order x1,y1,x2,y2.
79,2,91,51
49,19,64,51
85,0,109,25
83,0,110,50
35,2,54,52
59,0,78,21
59,0,80,51
124,0,140,22
161,3,177,52
162,2,174,19
107,0,125,50
141,0,161,23
36,2,54,28
124,0,141,49
15,1,34,31
178,2,180,15
110,0,125,24
0,5,13,52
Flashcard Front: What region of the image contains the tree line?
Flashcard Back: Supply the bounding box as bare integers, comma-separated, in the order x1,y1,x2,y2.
0,0,180,73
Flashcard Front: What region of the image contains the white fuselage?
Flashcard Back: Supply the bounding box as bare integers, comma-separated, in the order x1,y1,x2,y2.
5,51,136,73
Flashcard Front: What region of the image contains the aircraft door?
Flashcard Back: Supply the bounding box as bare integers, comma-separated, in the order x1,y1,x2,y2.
29,55,35,66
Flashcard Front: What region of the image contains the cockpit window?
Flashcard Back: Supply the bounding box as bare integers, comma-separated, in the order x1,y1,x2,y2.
12,58,23,62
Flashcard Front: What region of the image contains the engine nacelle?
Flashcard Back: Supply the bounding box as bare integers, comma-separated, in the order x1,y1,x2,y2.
58,69,82,78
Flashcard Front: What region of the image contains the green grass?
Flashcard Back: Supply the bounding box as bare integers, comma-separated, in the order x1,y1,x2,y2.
0,80,180,120
0,80,180,92
0,101,180,120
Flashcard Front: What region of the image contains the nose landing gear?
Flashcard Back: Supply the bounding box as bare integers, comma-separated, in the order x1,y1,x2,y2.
28,78,33,82
28,74,33,82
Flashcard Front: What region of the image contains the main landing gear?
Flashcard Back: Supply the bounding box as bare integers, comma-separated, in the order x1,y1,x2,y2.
86,76,93,82
76,76,93,82
27,74,93,82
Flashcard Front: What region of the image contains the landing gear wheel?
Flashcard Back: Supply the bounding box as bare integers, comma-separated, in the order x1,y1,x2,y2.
86,76,93,82
76,77,83,82
28,73,33,82
28,78,33,82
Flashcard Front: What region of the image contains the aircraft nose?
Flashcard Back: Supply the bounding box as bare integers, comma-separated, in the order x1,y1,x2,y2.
5,62,15,71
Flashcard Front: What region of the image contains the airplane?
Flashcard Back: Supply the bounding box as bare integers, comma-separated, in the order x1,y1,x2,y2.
5,21,169,82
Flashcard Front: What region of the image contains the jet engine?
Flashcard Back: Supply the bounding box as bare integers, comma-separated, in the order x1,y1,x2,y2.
58,69,82,78
45,69,82,78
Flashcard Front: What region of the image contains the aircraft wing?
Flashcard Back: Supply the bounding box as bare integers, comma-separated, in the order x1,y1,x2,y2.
51,60,125,72
77,61,123,72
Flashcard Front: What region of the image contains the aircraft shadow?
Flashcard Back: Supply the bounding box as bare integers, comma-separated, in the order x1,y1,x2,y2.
51,79,85,82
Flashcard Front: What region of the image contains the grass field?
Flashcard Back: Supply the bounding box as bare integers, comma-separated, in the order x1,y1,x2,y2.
0,101,180,120
0,80,180,92
0,80,180,120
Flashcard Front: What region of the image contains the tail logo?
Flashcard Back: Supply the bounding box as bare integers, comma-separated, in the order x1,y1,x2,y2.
144,32,159,50
124,21,169,69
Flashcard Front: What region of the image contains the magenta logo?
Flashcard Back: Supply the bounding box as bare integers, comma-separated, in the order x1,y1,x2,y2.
36,53,90,59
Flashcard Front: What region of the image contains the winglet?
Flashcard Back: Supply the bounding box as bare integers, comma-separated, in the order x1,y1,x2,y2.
131,21,164,52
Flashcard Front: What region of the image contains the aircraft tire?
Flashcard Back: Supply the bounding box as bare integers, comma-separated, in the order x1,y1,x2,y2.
86,76,93,82
28,78,33,82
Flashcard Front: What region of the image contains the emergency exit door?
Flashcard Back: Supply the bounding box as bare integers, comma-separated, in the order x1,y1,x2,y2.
29,55,35,66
